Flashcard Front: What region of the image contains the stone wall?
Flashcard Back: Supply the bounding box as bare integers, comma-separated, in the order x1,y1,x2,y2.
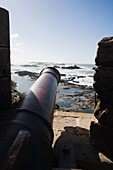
93,37,113,127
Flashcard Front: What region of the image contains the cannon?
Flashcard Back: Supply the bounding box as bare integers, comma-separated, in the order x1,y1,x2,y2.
0,67,60,170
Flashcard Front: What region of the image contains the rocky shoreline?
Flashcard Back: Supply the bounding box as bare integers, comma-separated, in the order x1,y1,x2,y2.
12,64,95,113
12,66,95,113
11,77,95,113
11,80,23,105
56,82,95,112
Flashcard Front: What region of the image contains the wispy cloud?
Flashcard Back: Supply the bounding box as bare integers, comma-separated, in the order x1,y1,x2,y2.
11,33,19,40
10,33,23,54
15,42,24,47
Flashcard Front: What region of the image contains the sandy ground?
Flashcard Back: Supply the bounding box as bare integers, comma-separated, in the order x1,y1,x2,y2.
52,110,113,169
53,110,96,142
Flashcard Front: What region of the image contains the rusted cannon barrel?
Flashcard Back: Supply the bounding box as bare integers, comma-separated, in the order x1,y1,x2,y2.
18,67,60,126
0,67,60,170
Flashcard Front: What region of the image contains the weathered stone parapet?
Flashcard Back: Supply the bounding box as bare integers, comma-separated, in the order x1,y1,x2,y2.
93,36,113,127
0,8,11,112
93,67,113,95
95,37,113,66
90,37,113,161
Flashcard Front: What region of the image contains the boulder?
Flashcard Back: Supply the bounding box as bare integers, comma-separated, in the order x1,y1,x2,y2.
61,64,81,69
95,37,113,66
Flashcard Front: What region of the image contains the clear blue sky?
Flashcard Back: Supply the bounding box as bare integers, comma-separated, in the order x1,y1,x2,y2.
1,0,113,64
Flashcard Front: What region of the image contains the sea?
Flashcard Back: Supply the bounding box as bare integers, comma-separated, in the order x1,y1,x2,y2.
11,62,95,112
11,62,95,93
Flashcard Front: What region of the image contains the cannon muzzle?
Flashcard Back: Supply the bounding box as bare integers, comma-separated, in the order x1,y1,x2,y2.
0,67,60,170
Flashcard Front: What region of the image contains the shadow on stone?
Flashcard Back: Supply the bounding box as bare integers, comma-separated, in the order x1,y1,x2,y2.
53,126,113,169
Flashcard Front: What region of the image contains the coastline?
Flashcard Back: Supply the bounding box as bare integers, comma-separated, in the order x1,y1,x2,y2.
56,82,95,113
11,62,95,113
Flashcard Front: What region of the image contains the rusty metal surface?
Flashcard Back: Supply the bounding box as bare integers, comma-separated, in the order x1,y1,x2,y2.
18,67,60,125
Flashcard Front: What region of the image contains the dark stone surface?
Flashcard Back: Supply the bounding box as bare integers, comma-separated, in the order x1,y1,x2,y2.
93,36,113,126
61,65,81,69
15,71,39,80
95,37,113,66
